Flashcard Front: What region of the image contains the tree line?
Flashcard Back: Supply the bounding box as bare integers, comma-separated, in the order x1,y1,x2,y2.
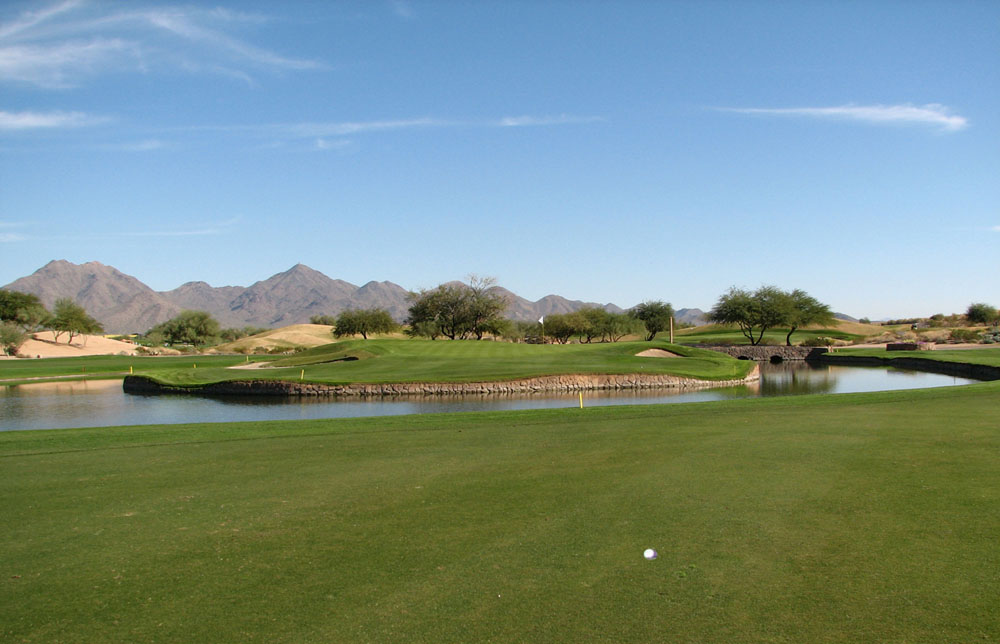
5,282,996,356
0,291,103,355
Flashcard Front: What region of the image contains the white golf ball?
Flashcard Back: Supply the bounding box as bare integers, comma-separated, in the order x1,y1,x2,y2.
643,548,658,560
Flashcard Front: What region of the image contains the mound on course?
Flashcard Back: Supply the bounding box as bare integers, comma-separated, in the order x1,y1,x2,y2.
210,324,339,353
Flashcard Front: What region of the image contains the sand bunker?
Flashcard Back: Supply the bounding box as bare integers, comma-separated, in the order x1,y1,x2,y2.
636,348,681,358
9,332,140,358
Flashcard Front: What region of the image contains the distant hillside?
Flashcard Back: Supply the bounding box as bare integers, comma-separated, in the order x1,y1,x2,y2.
675,308,707,326
4,260,183,333
4,260,628,334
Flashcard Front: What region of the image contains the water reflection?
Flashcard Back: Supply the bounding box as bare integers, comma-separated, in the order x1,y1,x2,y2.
0,362,980,432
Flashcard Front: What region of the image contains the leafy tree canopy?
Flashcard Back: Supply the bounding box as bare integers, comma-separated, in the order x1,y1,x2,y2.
0,289,50,331
333,309,399,340
966,302,998,325
406,276,508,340
780,289,835,346
0,322,29,356
50,298,103,344
629,300,675,341
309,315,338,326
710,286,832,346
148,310,221,346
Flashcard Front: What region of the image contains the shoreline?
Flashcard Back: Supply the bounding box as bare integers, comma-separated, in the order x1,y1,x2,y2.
817,354,1000,381
123,365,761,397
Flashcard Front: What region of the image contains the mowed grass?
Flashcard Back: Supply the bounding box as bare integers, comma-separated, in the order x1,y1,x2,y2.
0,355,258,385
136,339,755,387
833,346,1000,367
2,381,999,643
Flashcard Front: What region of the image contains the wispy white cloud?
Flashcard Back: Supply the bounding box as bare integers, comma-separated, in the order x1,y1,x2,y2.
717,103,968,132
0,221,28,242
496,114,604,128
116,217,240,238
0,1,323,88
281,117,445,138
107,139,167,151
991,225,1000,233
186,114,601,147
390,1,415,20
314,138,350,151
0,108,108,129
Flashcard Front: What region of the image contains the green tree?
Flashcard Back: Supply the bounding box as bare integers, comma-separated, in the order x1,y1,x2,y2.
966,302,998,325
0,289,50,331
50,298,103,344
570,307,608,343
629,300,675,341
540,313,576,344
333,309,399,339
406,277,508,340
465,276,509,340
309,315,338,326
0,321,28,356
708,286,787,346
219,326,270,342
149,310,221,347
600,312,643,342
781,289,835,346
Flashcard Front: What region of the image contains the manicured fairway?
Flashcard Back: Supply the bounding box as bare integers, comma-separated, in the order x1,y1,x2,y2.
2,381,998,643
0,355,257,385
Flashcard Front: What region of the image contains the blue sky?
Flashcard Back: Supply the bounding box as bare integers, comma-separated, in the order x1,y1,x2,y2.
1,0,997,319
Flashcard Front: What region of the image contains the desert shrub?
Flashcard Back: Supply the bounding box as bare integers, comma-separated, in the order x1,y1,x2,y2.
966,302,998,325
0,322,28,355
979,330,1000,344
948,328,980,343
800,336,834,347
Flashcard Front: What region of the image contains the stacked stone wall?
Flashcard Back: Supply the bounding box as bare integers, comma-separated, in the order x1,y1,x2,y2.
696,345,828,361
124,365,760,398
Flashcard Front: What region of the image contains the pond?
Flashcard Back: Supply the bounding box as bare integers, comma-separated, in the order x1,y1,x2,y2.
0,361,981,432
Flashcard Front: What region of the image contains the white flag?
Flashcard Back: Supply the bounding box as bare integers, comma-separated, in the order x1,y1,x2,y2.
538,316,544,324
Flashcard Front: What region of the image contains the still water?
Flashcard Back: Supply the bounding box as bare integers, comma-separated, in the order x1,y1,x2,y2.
0,362,980,432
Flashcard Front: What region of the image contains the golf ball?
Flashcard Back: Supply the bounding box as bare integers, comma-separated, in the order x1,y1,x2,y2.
643,548,658,560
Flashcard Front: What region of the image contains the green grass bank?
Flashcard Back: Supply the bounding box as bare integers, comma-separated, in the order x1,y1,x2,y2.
121,339,756,389
2,378,999,642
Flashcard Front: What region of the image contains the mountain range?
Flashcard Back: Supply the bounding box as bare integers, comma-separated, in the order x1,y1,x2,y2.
3,261,705,335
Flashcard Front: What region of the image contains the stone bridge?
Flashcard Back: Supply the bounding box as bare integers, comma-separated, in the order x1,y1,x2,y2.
696,345,829,362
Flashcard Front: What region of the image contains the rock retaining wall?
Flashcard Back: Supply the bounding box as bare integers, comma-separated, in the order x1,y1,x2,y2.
123,366,760,398
696,345,828,361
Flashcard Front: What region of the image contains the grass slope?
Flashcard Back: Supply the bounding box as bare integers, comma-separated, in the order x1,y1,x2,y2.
2,381,999,643
832,346,1000,367
138,339,756,387
0,355,254,385
209,324,342,354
